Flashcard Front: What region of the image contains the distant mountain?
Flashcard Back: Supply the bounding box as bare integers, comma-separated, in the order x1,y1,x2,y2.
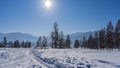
0,32,38,42
69,31,95,43
0,31,95,43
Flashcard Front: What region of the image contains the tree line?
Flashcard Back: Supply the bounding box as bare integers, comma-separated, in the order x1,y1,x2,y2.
37,19,120,50
0,19,119,50
81,20,120,50
0,37,31,48
72,19,120,50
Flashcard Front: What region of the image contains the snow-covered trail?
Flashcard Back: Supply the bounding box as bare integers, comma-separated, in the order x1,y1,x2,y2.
26,49,46,68
32,49,120,68
0,48,120,68
0,48,56,68
29,49,52,68
0,48,46,68
31,49,56,68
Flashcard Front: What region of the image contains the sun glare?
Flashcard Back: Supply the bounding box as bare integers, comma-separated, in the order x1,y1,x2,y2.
45,0,52,8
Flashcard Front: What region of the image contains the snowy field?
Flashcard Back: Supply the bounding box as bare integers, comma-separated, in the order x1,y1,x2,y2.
0,48,120,68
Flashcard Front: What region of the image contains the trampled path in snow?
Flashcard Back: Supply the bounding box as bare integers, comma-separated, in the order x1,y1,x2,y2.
0,48,120,68
31,49,120,68
0,48,46,68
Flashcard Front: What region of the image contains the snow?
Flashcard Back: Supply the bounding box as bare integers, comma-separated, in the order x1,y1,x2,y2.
0,48,120,68
0,48,43,68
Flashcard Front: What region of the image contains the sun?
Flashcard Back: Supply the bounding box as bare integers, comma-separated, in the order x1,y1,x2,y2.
45,0,52,8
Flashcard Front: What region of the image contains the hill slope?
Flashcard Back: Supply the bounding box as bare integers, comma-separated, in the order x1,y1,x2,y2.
0,32,38,42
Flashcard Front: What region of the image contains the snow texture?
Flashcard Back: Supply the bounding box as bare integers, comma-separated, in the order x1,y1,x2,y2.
0,48,120,68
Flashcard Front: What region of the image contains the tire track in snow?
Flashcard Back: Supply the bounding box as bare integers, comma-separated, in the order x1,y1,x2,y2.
24,49,44,68
30,49,56,68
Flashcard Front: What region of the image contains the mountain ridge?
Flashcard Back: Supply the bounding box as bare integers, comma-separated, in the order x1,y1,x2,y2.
0,31,95,42
68,31,95,42
0,32,38,42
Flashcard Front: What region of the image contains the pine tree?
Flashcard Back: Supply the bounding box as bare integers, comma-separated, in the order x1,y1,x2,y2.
28,41,31,48
21,41,25,48
3,36,7,47
94,32,99,49
25,40,29,48
65,35,71,48
14,40,19,48
74,39,79,48
51,32,54,48
37,36,41,47
0,42,3,47
87,34,94,49
51,22,60,48
82,36,87,48
8,41,13,48
106,21,114,50
99,28,106,49
42,36,48,48
115,19,120,50
59,31,65,48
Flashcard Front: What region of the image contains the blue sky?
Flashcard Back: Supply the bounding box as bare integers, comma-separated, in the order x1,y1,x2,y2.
0,0,120,36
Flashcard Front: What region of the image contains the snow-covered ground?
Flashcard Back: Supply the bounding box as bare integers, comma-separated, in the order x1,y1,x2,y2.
0,48,43,68
0,48,120,68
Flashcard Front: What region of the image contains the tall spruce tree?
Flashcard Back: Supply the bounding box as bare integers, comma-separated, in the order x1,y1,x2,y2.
87,34,94,49
99,28,106,49
51,22,60,48
42,36,48,48
74,39,79,48
37,36,41,47
106,21,114,49
59,31,65,48
65,35,71,48
94,32,99,49
82,36,87,48
51,32,54,48
115,19,120,50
